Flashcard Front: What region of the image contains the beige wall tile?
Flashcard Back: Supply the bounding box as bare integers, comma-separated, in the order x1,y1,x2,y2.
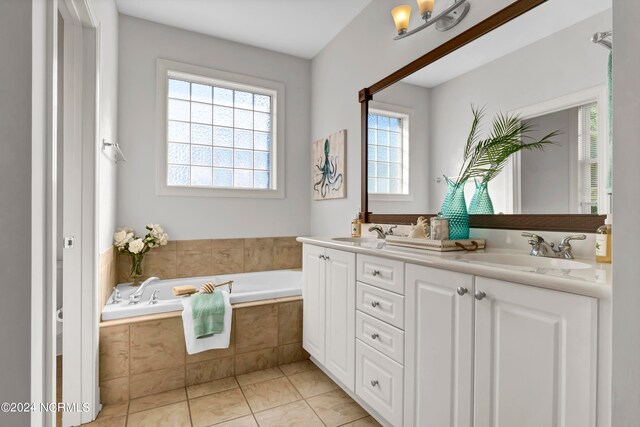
211,238,245,249
177,251,213,278
99,246,118,308
151,240,177,253
273,245,302,270
144,251,178,279
236,304,278,353
186,355,235,386
129,366,185,399
100,377,129,404
278,343,309,365
212,248,245,275
278,300,302,345
99,325,129,381
273,237,300,247
235,347,278,375
176,239,212,253
244,238,275,272
244,238,275,249
130,317,185,374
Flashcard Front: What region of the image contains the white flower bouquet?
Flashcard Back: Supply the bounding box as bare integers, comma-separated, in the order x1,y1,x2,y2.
113,224,169,283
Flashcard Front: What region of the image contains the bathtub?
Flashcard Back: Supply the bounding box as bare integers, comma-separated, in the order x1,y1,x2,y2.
102,269,302,321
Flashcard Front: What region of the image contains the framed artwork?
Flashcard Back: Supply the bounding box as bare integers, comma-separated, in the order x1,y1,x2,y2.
312,129,346,200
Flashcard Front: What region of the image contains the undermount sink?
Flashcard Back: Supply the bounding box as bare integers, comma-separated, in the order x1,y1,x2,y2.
331,237,385,247
456,253,592,270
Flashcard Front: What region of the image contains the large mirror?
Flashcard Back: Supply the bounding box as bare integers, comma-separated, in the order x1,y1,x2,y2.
365,0,611,226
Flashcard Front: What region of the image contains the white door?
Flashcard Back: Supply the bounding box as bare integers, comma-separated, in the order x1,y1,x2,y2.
404,264,474,427
302,244,326,363
474,277,598,427
324,249,356,391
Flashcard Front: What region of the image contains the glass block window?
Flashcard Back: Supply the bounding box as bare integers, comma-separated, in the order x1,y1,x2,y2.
367,111,409,195
166,76,274,189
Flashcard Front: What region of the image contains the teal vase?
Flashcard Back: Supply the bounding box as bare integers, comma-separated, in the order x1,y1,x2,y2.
468,179,495,214
440,177,470,240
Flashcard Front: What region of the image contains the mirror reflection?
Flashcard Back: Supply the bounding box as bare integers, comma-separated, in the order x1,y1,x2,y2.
367,0,612,216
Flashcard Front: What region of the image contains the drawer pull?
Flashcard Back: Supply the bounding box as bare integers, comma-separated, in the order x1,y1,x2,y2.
475,291,487,301
371,301,380,308
370,380,379,387
318,254,325,260
456,286,468,296
371,333,379,340
325,256,330,260
372,269,381,276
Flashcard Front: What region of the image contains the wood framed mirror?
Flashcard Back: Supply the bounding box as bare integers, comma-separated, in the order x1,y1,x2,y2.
359,0,610,233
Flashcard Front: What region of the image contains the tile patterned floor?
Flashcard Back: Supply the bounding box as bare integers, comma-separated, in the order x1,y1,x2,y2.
83,360,381,427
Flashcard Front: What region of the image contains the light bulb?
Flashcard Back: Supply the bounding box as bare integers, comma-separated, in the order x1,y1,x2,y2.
391,5,412,35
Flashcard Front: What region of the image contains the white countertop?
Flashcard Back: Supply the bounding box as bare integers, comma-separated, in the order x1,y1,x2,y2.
297,236,612,299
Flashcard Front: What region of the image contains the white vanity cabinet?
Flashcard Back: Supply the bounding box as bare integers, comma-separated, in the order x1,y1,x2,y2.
404,264,475,427
405,264,598,427
302,244,356,391
473,276,598,427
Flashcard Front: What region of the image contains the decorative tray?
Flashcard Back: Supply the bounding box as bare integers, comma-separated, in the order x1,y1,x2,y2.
385,236,486,252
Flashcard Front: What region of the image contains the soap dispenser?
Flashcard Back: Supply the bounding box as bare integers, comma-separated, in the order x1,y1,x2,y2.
351,213,362,238
595,214,612,263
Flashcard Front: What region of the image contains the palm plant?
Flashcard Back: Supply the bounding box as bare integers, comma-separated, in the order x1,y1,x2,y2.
452,105,559,187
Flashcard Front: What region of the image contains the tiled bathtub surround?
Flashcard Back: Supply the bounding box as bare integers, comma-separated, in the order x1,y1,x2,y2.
115,237,302,284
99,246,118,308
99,297,307,404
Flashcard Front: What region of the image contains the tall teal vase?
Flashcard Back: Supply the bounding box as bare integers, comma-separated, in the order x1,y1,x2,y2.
440,177,470,240
468,179,495,214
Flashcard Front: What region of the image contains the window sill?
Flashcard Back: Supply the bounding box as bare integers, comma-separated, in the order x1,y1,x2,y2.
369,193,414,202
157,183,285,199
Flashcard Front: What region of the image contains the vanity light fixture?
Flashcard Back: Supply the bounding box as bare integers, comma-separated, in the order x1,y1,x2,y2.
391,0,470,40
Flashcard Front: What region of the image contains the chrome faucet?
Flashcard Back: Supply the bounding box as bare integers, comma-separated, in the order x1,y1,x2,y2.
368,225,397,239
522,233,586,259
129,277,160,304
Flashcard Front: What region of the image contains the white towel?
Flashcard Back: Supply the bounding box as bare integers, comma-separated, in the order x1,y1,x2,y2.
181,291,232,355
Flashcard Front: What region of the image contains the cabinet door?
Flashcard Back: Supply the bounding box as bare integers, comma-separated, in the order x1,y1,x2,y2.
405,264,474,427
302,244,326,363
324,248,356,391
474,277,598,427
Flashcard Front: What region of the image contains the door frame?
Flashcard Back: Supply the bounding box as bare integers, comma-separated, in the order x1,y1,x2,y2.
31,0,99,425
505,85,609,214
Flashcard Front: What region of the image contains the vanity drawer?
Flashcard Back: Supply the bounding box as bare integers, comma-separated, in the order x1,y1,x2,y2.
357,282,404,329
357,254,404,294
356,339,404,427
356,311,404,365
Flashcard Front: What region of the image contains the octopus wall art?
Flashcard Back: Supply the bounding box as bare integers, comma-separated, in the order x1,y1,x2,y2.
312,129,346,200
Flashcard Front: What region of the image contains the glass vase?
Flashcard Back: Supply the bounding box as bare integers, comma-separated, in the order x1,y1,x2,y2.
468,179,495,214
129,253,145,285
440,176,470,240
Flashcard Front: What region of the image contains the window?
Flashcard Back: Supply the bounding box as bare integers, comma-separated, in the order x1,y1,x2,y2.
157,60,284,198
577,103,598,214
367,108,410,197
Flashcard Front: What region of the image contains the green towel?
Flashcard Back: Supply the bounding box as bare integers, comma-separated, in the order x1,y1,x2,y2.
191,290,225,339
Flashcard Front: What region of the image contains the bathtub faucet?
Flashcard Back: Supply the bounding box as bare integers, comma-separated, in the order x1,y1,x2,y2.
129,277,160,304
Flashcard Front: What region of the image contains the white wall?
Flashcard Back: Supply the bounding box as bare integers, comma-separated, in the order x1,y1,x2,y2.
310,0,526,235
612,1,640,424
117,15,311,240
92,0,119,251
428,10,610,212
521,109,574,214
369,81,430,214
0,1,31,425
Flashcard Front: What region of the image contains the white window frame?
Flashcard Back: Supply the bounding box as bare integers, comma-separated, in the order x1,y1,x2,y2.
368,101,413,201
156,59,285,198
